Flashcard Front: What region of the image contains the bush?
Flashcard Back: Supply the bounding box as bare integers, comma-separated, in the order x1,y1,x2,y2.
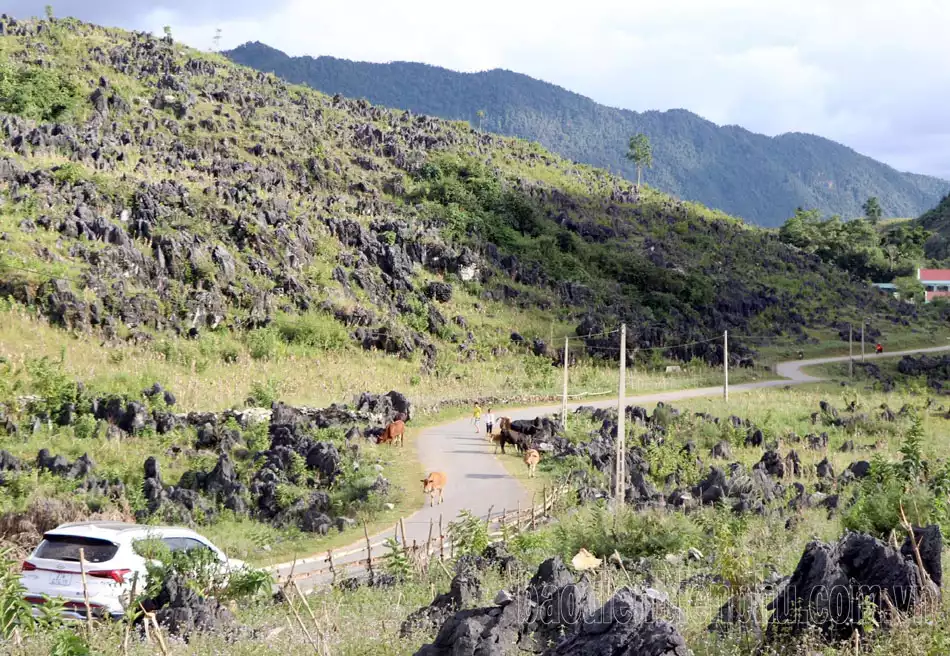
245,327,282,361
26,356,81,420
273,311,350,350
0,547,35,637
842,479,936,538
553,505,701,562
51,162,87,185
447,510,489,557
522,354,555,391
133,537,272,602
244,421,270,453
72,414,98,440
381,536,412,581
248,378,282,406
0,60,82,122
644,438,702,487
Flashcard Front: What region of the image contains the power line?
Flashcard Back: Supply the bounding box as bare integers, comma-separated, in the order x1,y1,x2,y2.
567,328,619,341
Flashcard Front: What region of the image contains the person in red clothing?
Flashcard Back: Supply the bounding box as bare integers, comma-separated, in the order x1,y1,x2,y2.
875,343,883,354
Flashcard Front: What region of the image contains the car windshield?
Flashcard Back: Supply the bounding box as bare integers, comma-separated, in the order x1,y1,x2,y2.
34,535,119,563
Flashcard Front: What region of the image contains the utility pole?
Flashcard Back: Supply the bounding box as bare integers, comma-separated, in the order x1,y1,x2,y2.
848,323,854,378
861,321,865,361
561,337,569,431
615,324,627,505
723,330,729,402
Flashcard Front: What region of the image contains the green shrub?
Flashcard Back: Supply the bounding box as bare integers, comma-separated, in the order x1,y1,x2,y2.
25,356,81,420
381,537,412,581
553,505,701,562
287,451,307,482
0,547,35,637
522,353,555,390
0,60,82,122
244,421,270,453
401,296,429,334
219,342,240,364
275,483,304,510
72,414,98,439
644,438,702,487
132,537,271,602
842,479,936,538
508,529,553,561
447,510,489,557
273,311,349,350
51,162,87,185
248,378,282,406
245,327,282,360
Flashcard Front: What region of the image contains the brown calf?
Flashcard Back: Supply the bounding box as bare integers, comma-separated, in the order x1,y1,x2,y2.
377,420,406,447
524,449,540,478
421,472,447,506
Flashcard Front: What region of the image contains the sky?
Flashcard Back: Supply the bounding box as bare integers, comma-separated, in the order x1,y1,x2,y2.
9,0,950,179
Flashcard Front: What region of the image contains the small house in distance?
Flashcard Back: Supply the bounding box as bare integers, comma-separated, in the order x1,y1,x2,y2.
872,282,897,297
918,269,950,303
871,269,950,303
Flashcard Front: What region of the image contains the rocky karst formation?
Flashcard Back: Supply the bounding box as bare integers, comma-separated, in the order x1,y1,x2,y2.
0,14,905,371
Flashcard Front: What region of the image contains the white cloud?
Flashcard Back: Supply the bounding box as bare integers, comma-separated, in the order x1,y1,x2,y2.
8,0,950,179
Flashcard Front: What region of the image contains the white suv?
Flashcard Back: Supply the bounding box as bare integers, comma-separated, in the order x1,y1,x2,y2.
20,521,247,620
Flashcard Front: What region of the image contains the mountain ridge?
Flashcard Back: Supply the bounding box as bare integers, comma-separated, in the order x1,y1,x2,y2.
226,41,949,226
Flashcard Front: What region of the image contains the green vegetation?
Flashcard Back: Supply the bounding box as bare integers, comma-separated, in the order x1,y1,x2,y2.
0,58,82,122
863,196,883,224
225,42,950,226
778,207,931,281
8,377,950,655
625,132,652,190
919,192,950,260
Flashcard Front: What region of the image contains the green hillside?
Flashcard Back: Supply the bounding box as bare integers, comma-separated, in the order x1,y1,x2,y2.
0,14,927,380
225,42,949,227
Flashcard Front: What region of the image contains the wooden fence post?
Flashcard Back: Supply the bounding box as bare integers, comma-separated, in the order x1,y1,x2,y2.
485,505,494,532
516,500,521,531
427,518,434,557
78,548,93,634
439,513,444,561
530,493,537,530
400,517,409,553
363,521,374,578
326,549,336,587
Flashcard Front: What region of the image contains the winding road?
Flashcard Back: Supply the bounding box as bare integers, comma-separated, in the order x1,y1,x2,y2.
276,345,950,590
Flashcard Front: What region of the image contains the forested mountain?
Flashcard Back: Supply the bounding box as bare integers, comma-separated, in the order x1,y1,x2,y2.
226,41,949,227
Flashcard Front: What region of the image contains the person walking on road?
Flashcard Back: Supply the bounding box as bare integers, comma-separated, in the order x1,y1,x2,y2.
484,408,495,438
875,343,884,354
472,403,482,433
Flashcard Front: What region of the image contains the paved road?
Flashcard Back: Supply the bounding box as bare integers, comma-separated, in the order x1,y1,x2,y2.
277,345,950,590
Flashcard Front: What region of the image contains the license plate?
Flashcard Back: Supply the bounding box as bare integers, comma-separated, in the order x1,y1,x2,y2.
49,572,73,586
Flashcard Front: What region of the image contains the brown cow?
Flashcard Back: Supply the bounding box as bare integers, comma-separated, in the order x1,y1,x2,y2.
498,417,512,432
378,420,405,447
421,472,447,506
523,449,540,478
490,430,505,454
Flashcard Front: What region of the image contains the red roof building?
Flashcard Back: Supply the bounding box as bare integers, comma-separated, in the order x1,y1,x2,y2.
917,269,950,303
